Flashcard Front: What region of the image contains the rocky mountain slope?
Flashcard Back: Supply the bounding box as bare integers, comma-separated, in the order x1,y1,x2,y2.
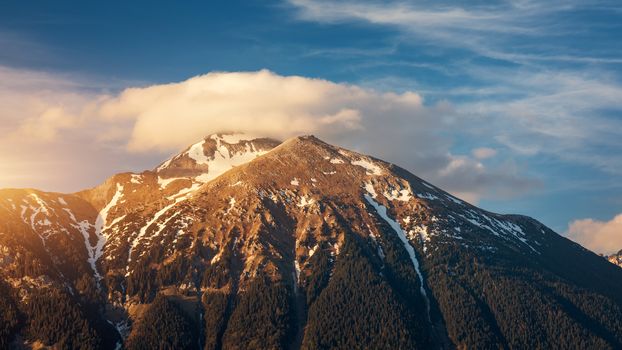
2,134,622,349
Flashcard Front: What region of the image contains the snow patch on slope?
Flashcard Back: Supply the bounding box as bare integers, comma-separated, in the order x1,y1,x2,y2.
128,201,177,265
455,209,539,253
64,207,96,273
158,176,183,189
364,194,431,322
195,136,268,183
416,193,440,201
351,159,383,175
28,194,50,232
130,174,143,184
187,140,210,164
364,182,377,198
24,193,68,247
127,184,202,270
226,197,236,214
384,188,412,202
91,183,124,280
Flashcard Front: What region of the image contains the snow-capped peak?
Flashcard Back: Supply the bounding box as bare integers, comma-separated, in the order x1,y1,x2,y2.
155,133,281,189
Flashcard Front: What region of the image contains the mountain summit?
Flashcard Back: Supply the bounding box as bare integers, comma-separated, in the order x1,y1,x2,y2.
1,134,622,349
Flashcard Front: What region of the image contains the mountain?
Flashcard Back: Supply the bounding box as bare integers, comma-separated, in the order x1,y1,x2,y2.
2,133,622,349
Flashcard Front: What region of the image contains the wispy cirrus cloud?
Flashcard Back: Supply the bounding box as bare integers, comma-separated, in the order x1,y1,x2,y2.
459,68,622,174
287,0,622,65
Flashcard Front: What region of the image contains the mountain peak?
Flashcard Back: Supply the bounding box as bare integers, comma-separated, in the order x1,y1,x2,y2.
155,133,281,182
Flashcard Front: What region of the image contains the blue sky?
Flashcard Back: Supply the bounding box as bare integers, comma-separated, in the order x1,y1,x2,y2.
1,0,621,252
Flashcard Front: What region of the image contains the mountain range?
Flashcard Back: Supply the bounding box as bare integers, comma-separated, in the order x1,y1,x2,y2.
2,133,622,349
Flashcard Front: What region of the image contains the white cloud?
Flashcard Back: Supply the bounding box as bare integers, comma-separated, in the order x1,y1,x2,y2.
0,66,537,202
566,214,622,255
96,70,396,152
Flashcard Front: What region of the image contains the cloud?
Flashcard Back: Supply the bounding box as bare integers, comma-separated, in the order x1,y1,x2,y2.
459,68,622,174
286,0,613,65
96,70,389,152
566,214,622,255
93,70,430,154
434,154,537,203
0,65,102,140
472,147,497,159
0,66,154,191
0,66,537,201
16,107,78,141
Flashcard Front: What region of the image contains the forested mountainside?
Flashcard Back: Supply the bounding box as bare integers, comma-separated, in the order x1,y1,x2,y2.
2,134,622,349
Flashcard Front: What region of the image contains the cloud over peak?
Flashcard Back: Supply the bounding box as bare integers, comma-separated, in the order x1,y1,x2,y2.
0,66,537,202
97,69,422,152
